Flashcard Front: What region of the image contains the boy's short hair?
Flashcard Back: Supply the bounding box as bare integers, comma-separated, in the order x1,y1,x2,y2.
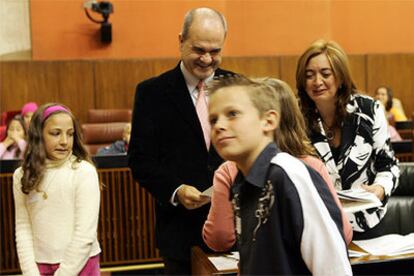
208,75,280,116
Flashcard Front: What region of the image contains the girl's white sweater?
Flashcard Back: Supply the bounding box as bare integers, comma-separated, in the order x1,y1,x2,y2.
13,155,101,276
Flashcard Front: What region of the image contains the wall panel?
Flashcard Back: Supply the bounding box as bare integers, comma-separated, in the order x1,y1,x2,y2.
93,59,177,111
56,61,95,122
366,54,414,117
221,56,280,79
1,54,412,124
0,61,60,111
0,61,94,123
348,55,367,94
279,55,299,92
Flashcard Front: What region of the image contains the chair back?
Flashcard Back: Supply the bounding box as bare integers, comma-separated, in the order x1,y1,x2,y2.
0,126,6,141
381,162,414,235
81,122,127,155
1,110,21,126
82,109,132,155
87,109,131,124
392,140,413,162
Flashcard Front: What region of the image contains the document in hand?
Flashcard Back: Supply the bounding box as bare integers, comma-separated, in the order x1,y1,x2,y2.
337,188,382,213
353,233,414,256
201,186,213,197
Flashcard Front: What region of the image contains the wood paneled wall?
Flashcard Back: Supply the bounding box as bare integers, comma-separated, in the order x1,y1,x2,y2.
1,54,413,123
366,54,414,109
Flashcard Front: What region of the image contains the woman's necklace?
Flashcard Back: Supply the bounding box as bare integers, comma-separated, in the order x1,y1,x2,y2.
325,126,335,141
322,120,336,141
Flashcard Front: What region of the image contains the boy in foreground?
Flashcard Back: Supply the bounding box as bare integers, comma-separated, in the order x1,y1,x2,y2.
208,76,352,275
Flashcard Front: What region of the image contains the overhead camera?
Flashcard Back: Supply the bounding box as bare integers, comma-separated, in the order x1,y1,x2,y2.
84,0,114,43
91,1,113,21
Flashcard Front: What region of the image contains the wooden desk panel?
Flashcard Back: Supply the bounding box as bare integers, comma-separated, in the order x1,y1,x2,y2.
0,173,18,274
191,246,220,276
0,167,161,274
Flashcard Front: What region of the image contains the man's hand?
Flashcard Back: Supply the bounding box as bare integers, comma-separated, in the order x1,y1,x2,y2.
177,184,211,210
362,184,385,201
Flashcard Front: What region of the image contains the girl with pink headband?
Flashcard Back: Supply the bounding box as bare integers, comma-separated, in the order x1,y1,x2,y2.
21,102,38,129
13,103,101,276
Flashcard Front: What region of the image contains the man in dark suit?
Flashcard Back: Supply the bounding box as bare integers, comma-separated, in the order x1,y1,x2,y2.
128,7,233,275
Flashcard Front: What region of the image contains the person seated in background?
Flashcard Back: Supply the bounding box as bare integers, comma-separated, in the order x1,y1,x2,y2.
21,102,38,129
392,97,406,119
374,86,403,141
375,86,407,122
96,123,131,155
0,115,27,160
388,123,403,142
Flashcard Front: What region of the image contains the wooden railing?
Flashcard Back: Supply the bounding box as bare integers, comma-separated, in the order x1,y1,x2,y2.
0,164,161,274
0,172,18,274
98,168,160,265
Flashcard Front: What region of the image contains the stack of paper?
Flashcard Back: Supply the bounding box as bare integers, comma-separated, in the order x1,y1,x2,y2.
337,188,382,213
208,252,239,271
348,249,370,258
353,233,414,256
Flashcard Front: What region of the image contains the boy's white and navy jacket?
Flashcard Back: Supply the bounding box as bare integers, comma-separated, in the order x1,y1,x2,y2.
231,143,352,275
310,94,400,232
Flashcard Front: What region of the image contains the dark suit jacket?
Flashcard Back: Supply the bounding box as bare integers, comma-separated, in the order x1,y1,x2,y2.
128,63,234,261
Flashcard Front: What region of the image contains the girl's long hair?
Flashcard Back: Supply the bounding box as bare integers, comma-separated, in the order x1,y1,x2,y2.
259,78,316,157
20,103,91,194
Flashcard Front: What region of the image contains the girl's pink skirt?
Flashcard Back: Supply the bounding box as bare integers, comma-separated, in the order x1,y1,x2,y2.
37,254,100,276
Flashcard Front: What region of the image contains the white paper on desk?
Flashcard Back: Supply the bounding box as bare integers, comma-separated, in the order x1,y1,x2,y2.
353,233,414,256
386,247,414,256
348,249,369,258
201,186,213,197
208,252,239,271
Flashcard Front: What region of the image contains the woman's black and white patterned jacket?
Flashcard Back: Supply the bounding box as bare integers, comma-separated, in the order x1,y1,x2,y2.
310,93,400,232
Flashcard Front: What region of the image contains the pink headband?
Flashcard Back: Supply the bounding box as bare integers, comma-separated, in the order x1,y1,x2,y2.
21,102,38,116
42,105,70,122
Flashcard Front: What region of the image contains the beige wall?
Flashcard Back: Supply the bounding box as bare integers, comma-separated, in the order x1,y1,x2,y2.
0,0,31,59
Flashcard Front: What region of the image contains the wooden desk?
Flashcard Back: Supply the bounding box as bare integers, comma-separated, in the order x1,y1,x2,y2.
192,244,414,275
348,242,414,264
349,242,414,275
192,246,237,276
